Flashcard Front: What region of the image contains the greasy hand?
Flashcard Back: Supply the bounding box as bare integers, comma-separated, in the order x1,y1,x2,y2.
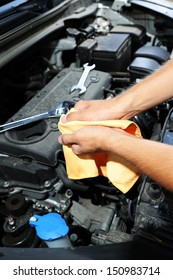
58,126,128,155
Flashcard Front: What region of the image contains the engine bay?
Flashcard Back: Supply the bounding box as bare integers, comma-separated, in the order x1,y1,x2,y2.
0,0,173,258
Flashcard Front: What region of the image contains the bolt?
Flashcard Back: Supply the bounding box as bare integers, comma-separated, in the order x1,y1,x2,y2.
70,233,78,242
147,183,161,200
50,122,58,129
65,189,73,199
4,181,9,188
45,205,52,212
8,217,15,226
44,181,51,188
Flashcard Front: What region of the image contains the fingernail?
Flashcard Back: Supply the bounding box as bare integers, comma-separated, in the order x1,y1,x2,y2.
61,115,67,123
58,136,62,144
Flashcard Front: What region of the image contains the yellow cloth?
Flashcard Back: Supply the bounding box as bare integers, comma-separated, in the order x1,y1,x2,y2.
58,110,142,193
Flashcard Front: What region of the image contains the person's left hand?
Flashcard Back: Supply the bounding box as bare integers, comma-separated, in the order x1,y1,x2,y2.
58,126,129,155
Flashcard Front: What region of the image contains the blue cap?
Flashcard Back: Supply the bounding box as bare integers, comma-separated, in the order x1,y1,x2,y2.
29,213,69,241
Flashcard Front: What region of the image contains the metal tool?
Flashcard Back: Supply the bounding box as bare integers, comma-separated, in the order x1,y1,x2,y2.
71,63,95,94
0,101,74,133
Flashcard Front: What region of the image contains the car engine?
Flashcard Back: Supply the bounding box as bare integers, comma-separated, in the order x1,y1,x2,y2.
0,0,173,258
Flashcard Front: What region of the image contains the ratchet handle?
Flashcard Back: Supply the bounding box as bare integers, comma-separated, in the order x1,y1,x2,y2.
0,112,49,133
0,100,75,133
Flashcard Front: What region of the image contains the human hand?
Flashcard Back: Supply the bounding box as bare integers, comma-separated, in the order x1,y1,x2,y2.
62,98,129,123
58,126,130,155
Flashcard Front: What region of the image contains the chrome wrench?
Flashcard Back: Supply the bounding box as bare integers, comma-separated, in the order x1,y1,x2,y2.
0,101,74,133
71,63,95,94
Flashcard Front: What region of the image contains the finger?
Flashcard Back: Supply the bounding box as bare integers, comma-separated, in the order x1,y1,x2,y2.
59,115,67,123
60,133,75,146
74,100,89,111
61,109,83,123
71,144,82,155
65,110,81,122
59,132,83,154
58,135,63,144
65,101,90,122
59,134,83,155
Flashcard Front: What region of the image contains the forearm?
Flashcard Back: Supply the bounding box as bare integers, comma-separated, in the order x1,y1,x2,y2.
59,123,173,191
109,133,173,191
112,59,173,119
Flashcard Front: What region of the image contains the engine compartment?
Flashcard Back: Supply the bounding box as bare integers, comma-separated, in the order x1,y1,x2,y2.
0,0,173,258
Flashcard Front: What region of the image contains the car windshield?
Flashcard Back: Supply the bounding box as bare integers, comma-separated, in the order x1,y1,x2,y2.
0,0,31,14
0,0,62,36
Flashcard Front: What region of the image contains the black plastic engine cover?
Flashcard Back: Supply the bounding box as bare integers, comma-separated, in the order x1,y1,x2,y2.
0,156,57,199
0,67,111,166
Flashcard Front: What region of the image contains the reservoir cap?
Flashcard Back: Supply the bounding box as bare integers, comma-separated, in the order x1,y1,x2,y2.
29,213,69,241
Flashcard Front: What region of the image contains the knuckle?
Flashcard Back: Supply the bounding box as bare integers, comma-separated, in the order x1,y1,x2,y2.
72,144,81,155
75,100,88,108
62,134,69,144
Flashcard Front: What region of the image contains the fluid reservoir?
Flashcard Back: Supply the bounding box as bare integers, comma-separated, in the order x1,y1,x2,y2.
29,212,71,248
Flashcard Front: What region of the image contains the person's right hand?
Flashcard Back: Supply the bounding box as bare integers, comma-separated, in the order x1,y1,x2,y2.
62,98,131,123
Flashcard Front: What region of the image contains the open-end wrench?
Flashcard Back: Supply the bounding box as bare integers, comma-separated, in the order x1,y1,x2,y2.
70,63,95,94
0,101,75,133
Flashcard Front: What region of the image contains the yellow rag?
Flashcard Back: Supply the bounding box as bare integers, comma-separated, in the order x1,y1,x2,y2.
58,110,142,193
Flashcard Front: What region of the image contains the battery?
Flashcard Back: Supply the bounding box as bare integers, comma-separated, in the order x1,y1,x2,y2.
77,33,131,73
110,24,148,53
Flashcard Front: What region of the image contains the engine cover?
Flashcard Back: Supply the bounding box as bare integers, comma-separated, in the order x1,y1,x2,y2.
0,67,111,166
